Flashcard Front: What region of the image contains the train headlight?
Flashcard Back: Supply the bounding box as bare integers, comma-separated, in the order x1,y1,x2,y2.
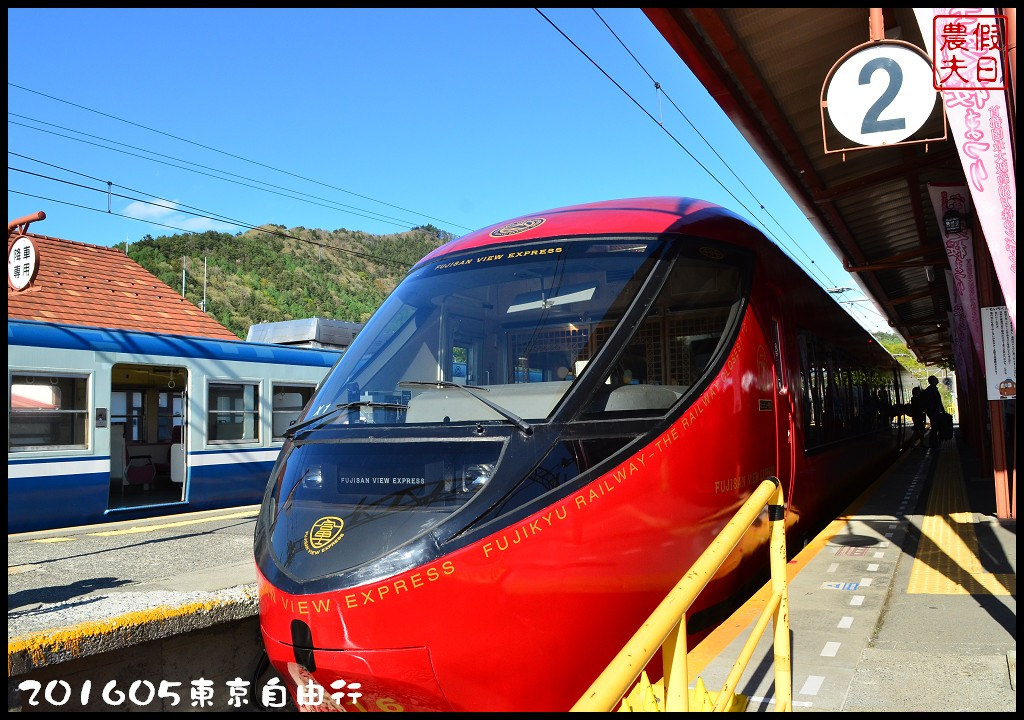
301,464,324,490
461,463,493,493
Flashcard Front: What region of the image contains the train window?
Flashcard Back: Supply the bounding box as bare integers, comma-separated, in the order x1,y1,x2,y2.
9,373,90,451
265,439,505,580
111,390,146,442
303,239,662,428
581,247,747,417
481,441,582,521
272,384,316,440
467,435,635,527
157,390,184,442
798,329,898,452
208,382,260,443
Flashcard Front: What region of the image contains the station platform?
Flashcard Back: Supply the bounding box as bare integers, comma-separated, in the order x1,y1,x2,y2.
8,507,267,712
7,429,1016,712
685,431,1016,712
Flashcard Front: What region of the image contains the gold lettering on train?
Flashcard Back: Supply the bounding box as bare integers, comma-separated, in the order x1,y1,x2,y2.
713,466,775,495
303,516,345,555
276,597,333,615
435,246,563,271
339,560,456,609
481,504,569,558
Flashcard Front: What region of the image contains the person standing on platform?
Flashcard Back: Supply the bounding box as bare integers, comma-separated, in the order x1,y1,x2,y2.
909,386,927,446
921,375,944,449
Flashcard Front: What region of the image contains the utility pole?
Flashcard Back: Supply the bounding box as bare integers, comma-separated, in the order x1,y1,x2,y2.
181,256,186,297
202,257,207,312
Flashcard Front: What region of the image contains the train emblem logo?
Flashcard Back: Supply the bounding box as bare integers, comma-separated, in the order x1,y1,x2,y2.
490,218,545,237
304,516,346,555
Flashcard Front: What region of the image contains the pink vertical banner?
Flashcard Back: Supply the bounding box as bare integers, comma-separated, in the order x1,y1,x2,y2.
946,273,974,390
928,184,984,371
915,8,1018,332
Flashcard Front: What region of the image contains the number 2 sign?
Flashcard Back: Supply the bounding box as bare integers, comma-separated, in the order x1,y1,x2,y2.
821,40,943,153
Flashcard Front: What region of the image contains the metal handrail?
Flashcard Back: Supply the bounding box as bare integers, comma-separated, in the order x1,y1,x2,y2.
571,477,792,712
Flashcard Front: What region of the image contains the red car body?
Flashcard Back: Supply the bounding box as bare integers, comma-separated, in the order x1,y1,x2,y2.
256,198,906,711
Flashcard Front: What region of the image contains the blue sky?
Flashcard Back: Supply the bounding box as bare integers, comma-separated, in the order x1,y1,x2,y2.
7,7,890,333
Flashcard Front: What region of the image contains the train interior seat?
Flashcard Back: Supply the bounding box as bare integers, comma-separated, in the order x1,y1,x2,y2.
124,456,156,494
603,384,688,412
406,382,570,423
114,424,155,495
405,380,692,421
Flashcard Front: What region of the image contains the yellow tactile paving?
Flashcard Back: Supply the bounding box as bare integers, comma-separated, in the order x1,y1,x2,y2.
907,444,1015,596
24,509,260,543
86,509,259,536
28,537,75,544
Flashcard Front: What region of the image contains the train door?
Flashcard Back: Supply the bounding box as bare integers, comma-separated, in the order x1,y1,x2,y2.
767,299,797,518
108,363,188,509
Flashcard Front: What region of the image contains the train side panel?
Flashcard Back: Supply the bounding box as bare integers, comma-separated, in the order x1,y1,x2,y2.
7,321,338,533
253,197,908,712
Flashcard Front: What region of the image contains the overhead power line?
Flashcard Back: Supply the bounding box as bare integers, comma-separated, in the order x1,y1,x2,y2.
8,82,473,232
590,9,830,281
8,131,428,232
534,9,840,294
9,168,413,269
9,115,450,230
536,10,899,334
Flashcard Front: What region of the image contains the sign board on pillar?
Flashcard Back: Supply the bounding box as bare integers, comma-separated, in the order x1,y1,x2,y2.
981,306,1016,400
821,39,945,154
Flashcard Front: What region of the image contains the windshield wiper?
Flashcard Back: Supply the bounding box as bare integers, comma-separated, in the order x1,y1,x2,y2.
284,400,409,438
398,380,533,435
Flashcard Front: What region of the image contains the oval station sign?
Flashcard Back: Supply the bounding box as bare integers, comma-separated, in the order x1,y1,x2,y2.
8,235,39,291
825,41,938,148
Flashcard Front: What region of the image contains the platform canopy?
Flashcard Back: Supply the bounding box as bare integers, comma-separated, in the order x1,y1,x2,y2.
645,8,1017,367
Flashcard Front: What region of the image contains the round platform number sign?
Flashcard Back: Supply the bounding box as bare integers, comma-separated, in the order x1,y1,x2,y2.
8,235,39,291
826,43,937,147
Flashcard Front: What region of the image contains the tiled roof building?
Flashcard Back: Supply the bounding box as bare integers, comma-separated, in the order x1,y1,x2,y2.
8,215,238,341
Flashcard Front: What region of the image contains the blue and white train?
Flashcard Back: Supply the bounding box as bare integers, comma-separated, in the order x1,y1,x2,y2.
8,319,340,534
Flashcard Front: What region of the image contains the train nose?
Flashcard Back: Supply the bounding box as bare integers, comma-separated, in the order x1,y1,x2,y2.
262,633,454,712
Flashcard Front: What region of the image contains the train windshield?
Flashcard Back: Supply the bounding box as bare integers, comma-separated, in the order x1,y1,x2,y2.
262,234,752,583
301,239,662,429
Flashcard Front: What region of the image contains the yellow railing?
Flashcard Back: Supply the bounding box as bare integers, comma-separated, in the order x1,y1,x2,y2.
571,477,792,712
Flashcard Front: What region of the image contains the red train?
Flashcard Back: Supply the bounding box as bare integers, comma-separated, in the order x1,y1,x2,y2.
255,197,909,711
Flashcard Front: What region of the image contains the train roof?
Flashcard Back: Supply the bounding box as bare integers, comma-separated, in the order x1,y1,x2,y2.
416,197,763,267
247,317,363,349
413,197,900,371
8,319,341,368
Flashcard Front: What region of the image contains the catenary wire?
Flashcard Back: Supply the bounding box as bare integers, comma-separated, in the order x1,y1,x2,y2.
536,10,890,333
534,9,832,289
9,178,412,270
9,83,471,232
7,125,436,232
590,9,831,280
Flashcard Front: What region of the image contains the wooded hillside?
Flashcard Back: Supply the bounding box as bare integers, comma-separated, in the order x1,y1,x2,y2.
119,224,450,338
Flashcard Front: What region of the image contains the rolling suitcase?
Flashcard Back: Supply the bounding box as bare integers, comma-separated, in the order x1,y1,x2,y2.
937,412,954,441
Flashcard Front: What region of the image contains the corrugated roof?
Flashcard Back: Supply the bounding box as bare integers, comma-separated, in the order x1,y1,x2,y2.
7,231,239,341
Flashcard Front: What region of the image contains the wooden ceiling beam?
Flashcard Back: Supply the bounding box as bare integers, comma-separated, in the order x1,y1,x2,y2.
812,148,958,203
844,247,947,273
887,289,937,305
